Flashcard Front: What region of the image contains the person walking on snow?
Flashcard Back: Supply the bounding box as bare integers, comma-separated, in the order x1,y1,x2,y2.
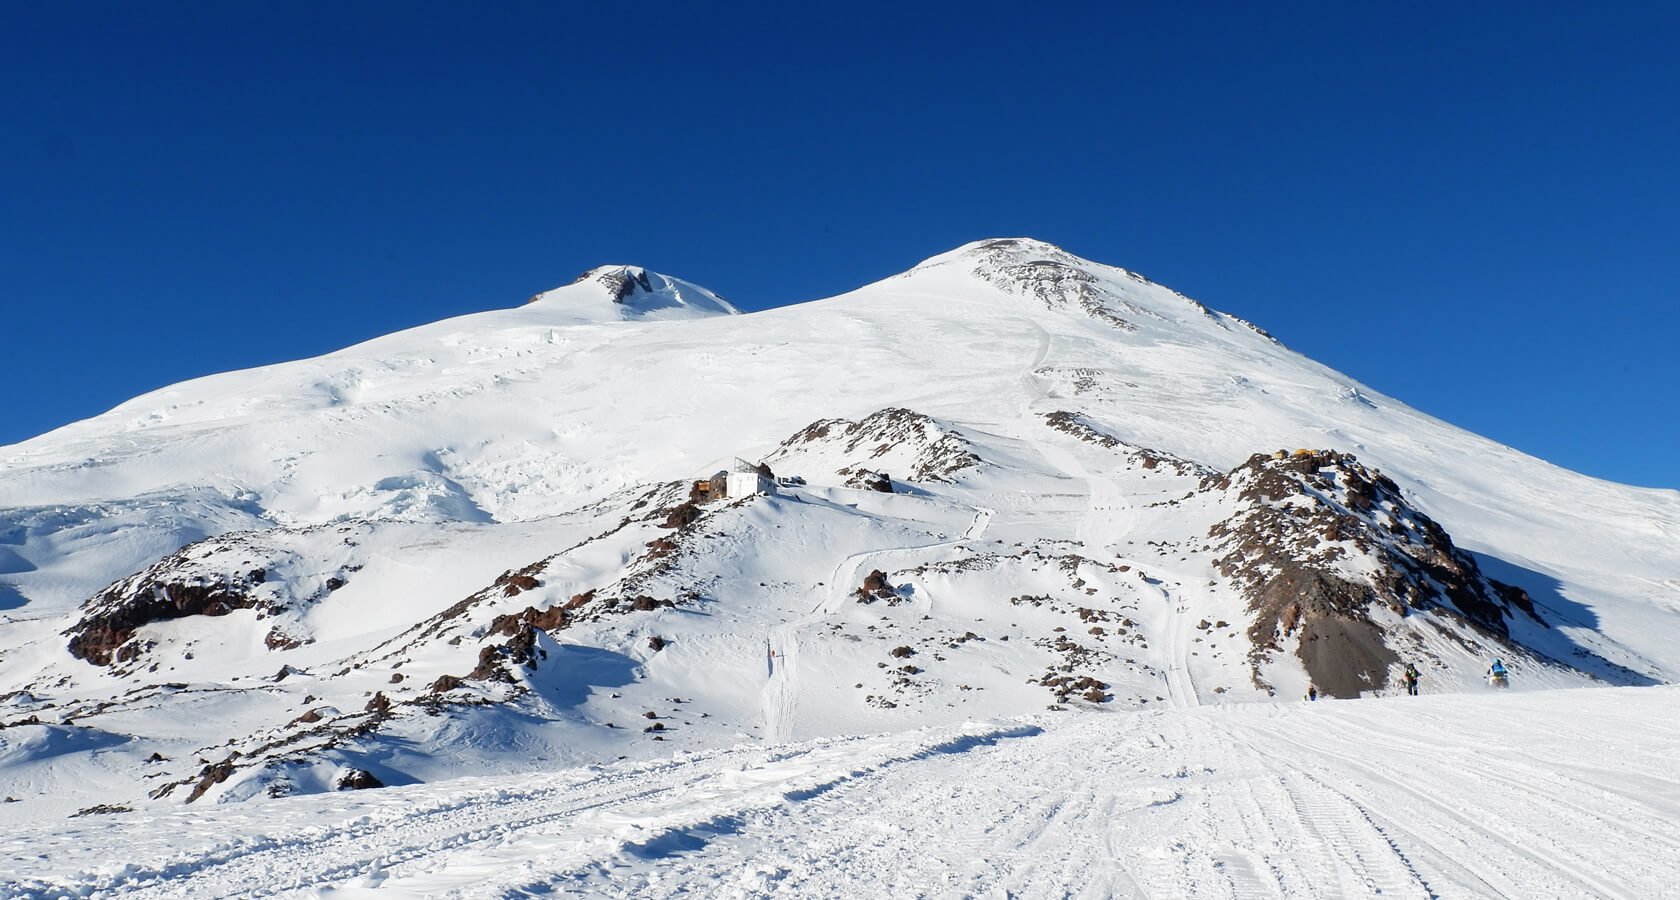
1487,658,1509,688
1403,663,1420,696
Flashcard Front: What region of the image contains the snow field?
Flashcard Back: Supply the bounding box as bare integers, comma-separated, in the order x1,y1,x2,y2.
6,686,1676,898
4,238,1680,895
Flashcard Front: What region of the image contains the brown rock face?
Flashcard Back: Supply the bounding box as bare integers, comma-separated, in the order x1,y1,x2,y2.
968,242,1142,333
488,604,570,637
183,758,238,803
1207,449,1543,697
773,408,981,484
62,531,351,667
841,469,895,493
855,570,898,603
335,768,384,791
68,576,264,666
660,502,704,529
497,573,540,597
265,627,305,651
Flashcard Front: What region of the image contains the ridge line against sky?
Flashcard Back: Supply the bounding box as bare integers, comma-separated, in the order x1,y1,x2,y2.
2,3,1676,489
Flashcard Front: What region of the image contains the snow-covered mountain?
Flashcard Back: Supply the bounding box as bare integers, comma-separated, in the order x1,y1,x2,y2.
3,237,1678,829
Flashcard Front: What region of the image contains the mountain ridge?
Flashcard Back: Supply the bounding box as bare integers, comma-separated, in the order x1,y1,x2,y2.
2,238,1676,818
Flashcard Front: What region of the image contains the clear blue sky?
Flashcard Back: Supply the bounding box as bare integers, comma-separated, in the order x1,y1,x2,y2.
3,2,1676,489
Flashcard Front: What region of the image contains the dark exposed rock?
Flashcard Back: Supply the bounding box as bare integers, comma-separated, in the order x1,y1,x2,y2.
772,408,981,484
496,572,540,597
468,619,548,684
1041,412,1211,477
70,804,135,817
1042,411,1121,448
1207,449,1544,697
647,635,667,651
69,573,264,666
570,265,655,303
855,570,899,604
61,531,352,667
968,241,1145,332
842,468,895,492
659,501,704,529
335,768,384,791
184,758,237,803
264,627,305,651
889,646,915,658
488,604,570,637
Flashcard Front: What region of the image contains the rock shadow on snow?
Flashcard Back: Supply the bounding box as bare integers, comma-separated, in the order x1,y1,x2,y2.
1470,552,1662,686
527,642,641,708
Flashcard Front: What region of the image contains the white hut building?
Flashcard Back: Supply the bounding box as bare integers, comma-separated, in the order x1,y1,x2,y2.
725,458,776,498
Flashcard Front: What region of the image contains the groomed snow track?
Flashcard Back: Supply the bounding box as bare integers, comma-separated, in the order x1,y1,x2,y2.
7,686,1677,898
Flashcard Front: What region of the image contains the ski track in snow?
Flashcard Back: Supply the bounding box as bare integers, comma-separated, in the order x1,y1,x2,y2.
9,687,1679,899
760,504,995,744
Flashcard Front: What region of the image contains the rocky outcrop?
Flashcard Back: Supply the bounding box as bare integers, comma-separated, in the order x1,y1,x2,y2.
68,574,264,666
1206,449,1543,697
335,768,384,791
63,530,360,668
1041,412,1212,477
967,239,1149,332
855,570,899,603
769,408,980,484
569,265,655,303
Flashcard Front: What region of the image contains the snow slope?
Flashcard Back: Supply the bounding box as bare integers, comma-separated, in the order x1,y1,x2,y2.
1,238,1678,890
6,686,1676,898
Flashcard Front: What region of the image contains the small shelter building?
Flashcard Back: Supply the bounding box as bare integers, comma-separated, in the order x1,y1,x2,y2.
725,458,776,498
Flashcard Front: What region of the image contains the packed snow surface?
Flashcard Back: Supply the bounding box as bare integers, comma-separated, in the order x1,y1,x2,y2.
5,686,1677,898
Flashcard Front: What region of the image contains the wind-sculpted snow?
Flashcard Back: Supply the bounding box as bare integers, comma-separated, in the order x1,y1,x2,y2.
7,688,1678,898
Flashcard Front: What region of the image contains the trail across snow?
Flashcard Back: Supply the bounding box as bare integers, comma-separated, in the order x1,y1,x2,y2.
759,504,995,743
8,686,1677,898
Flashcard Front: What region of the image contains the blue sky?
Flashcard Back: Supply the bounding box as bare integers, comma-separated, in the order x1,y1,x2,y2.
3,2,1676,488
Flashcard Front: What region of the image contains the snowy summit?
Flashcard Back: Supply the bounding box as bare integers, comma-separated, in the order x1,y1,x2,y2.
2,238,1678,897
528,265,742,322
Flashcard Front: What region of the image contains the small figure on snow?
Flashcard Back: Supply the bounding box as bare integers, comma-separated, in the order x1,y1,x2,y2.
1486,658,1509,688
1403,663,1420,696
1306,685,1319,701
